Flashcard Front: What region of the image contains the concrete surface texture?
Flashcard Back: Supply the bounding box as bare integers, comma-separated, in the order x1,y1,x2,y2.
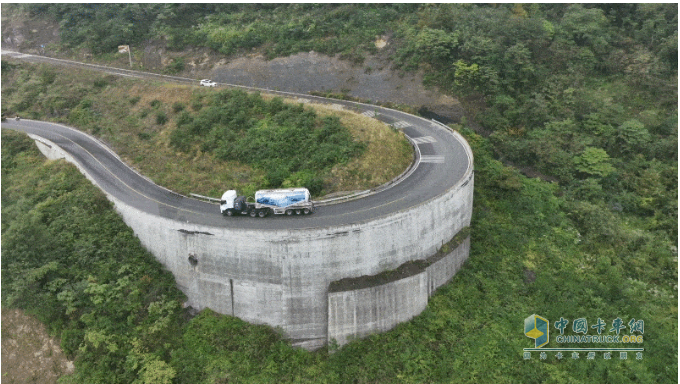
328,237,470,346
108,172,473,350
328,271,430,347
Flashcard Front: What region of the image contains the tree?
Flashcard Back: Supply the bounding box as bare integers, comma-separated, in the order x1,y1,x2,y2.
452,59,481,91
527,119,587,182
412,28,459,65
557,4,611,52
501,42,535,92
573,147,615,178
615,119,651,155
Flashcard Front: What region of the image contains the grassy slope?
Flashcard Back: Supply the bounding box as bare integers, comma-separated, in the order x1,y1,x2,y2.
1,60,412,198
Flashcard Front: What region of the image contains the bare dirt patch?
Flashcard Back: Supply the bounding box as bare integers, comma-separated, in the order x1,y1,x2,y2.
1,308,74,384
207,51,466,122
1,8,60,54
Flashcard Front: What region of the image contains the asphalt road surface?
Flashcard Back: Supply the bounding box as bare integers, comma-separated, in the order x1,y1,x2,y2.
1,51,471,231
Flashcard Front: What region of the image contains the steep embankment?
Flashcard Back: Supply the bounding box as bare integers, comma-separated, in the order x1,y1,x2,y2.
1,7,465,122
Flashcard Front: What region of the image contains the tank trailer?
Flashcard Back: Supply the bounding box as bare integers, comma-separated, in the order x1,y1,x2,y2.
220,188,315,217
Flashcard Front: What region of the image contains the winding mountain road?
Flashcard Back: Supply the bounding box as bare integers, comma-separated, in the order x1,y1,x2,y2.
1,50,471,231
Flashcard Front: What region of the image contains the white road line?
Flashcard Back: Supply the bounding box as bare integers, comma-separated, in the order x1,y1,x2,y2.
393,120,411,129
420,155,445,163
362,110,376,117
411,136,437,145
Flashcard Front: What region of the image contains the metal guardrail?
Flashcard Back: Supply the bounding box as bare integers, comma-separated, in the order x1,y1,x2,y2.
431,118,452,130
313,189,372,207
190,193,222,203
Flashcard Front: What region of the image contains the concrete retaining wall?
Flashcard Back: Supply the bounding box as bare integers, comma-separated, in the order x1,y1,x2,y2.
328,272,429,346
328,237,470,346
28,131,474,350
426,237,471,296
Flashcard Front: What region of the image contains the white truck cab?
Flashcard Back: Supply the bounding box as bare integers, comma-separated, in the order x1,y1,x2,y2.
219,190,238,214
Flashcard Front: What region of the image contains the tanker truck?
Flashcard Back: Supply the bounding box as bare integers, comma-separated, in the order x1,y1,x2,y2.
220,188,315,217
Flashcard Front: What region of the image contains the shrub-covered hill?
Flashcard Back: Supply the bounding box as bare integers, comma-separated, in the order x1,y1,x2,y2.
5,4,676,231
1,59,413,198
2,127,676,383
168,88,366,195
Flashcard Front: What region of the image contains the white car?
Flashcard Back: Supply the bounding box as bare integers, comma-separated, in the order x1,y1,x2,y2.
200,79,217,87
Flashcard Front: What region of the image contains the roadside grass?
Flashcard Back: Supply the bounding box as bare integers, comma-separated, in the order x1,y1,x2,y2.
294,102,414,194
1,60,412,198
89,82,268,198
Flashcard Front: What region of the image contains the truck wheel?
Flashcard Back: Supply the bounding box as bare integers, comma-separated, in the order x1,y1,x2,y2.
249,210,257,218
225,209,233,217
295,209,301,215
303,208,311,215
286,210,293,216
258,209,267,218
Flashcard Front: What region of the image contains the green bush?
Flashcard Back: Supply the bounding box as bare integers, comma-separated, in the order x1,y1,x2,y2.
39,68,57,85
155,111,168,125
171,90,364,192
171,102,185,113
190,97,203,112
93,78,108,88
164,57,185,74
283,170,324,195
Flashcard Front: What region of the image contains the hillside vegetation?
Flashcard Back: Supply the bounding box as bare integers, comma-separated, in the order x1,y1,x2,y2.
1,3,677,383
1,60,412,197
11,4,677,228
2,126,676,383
